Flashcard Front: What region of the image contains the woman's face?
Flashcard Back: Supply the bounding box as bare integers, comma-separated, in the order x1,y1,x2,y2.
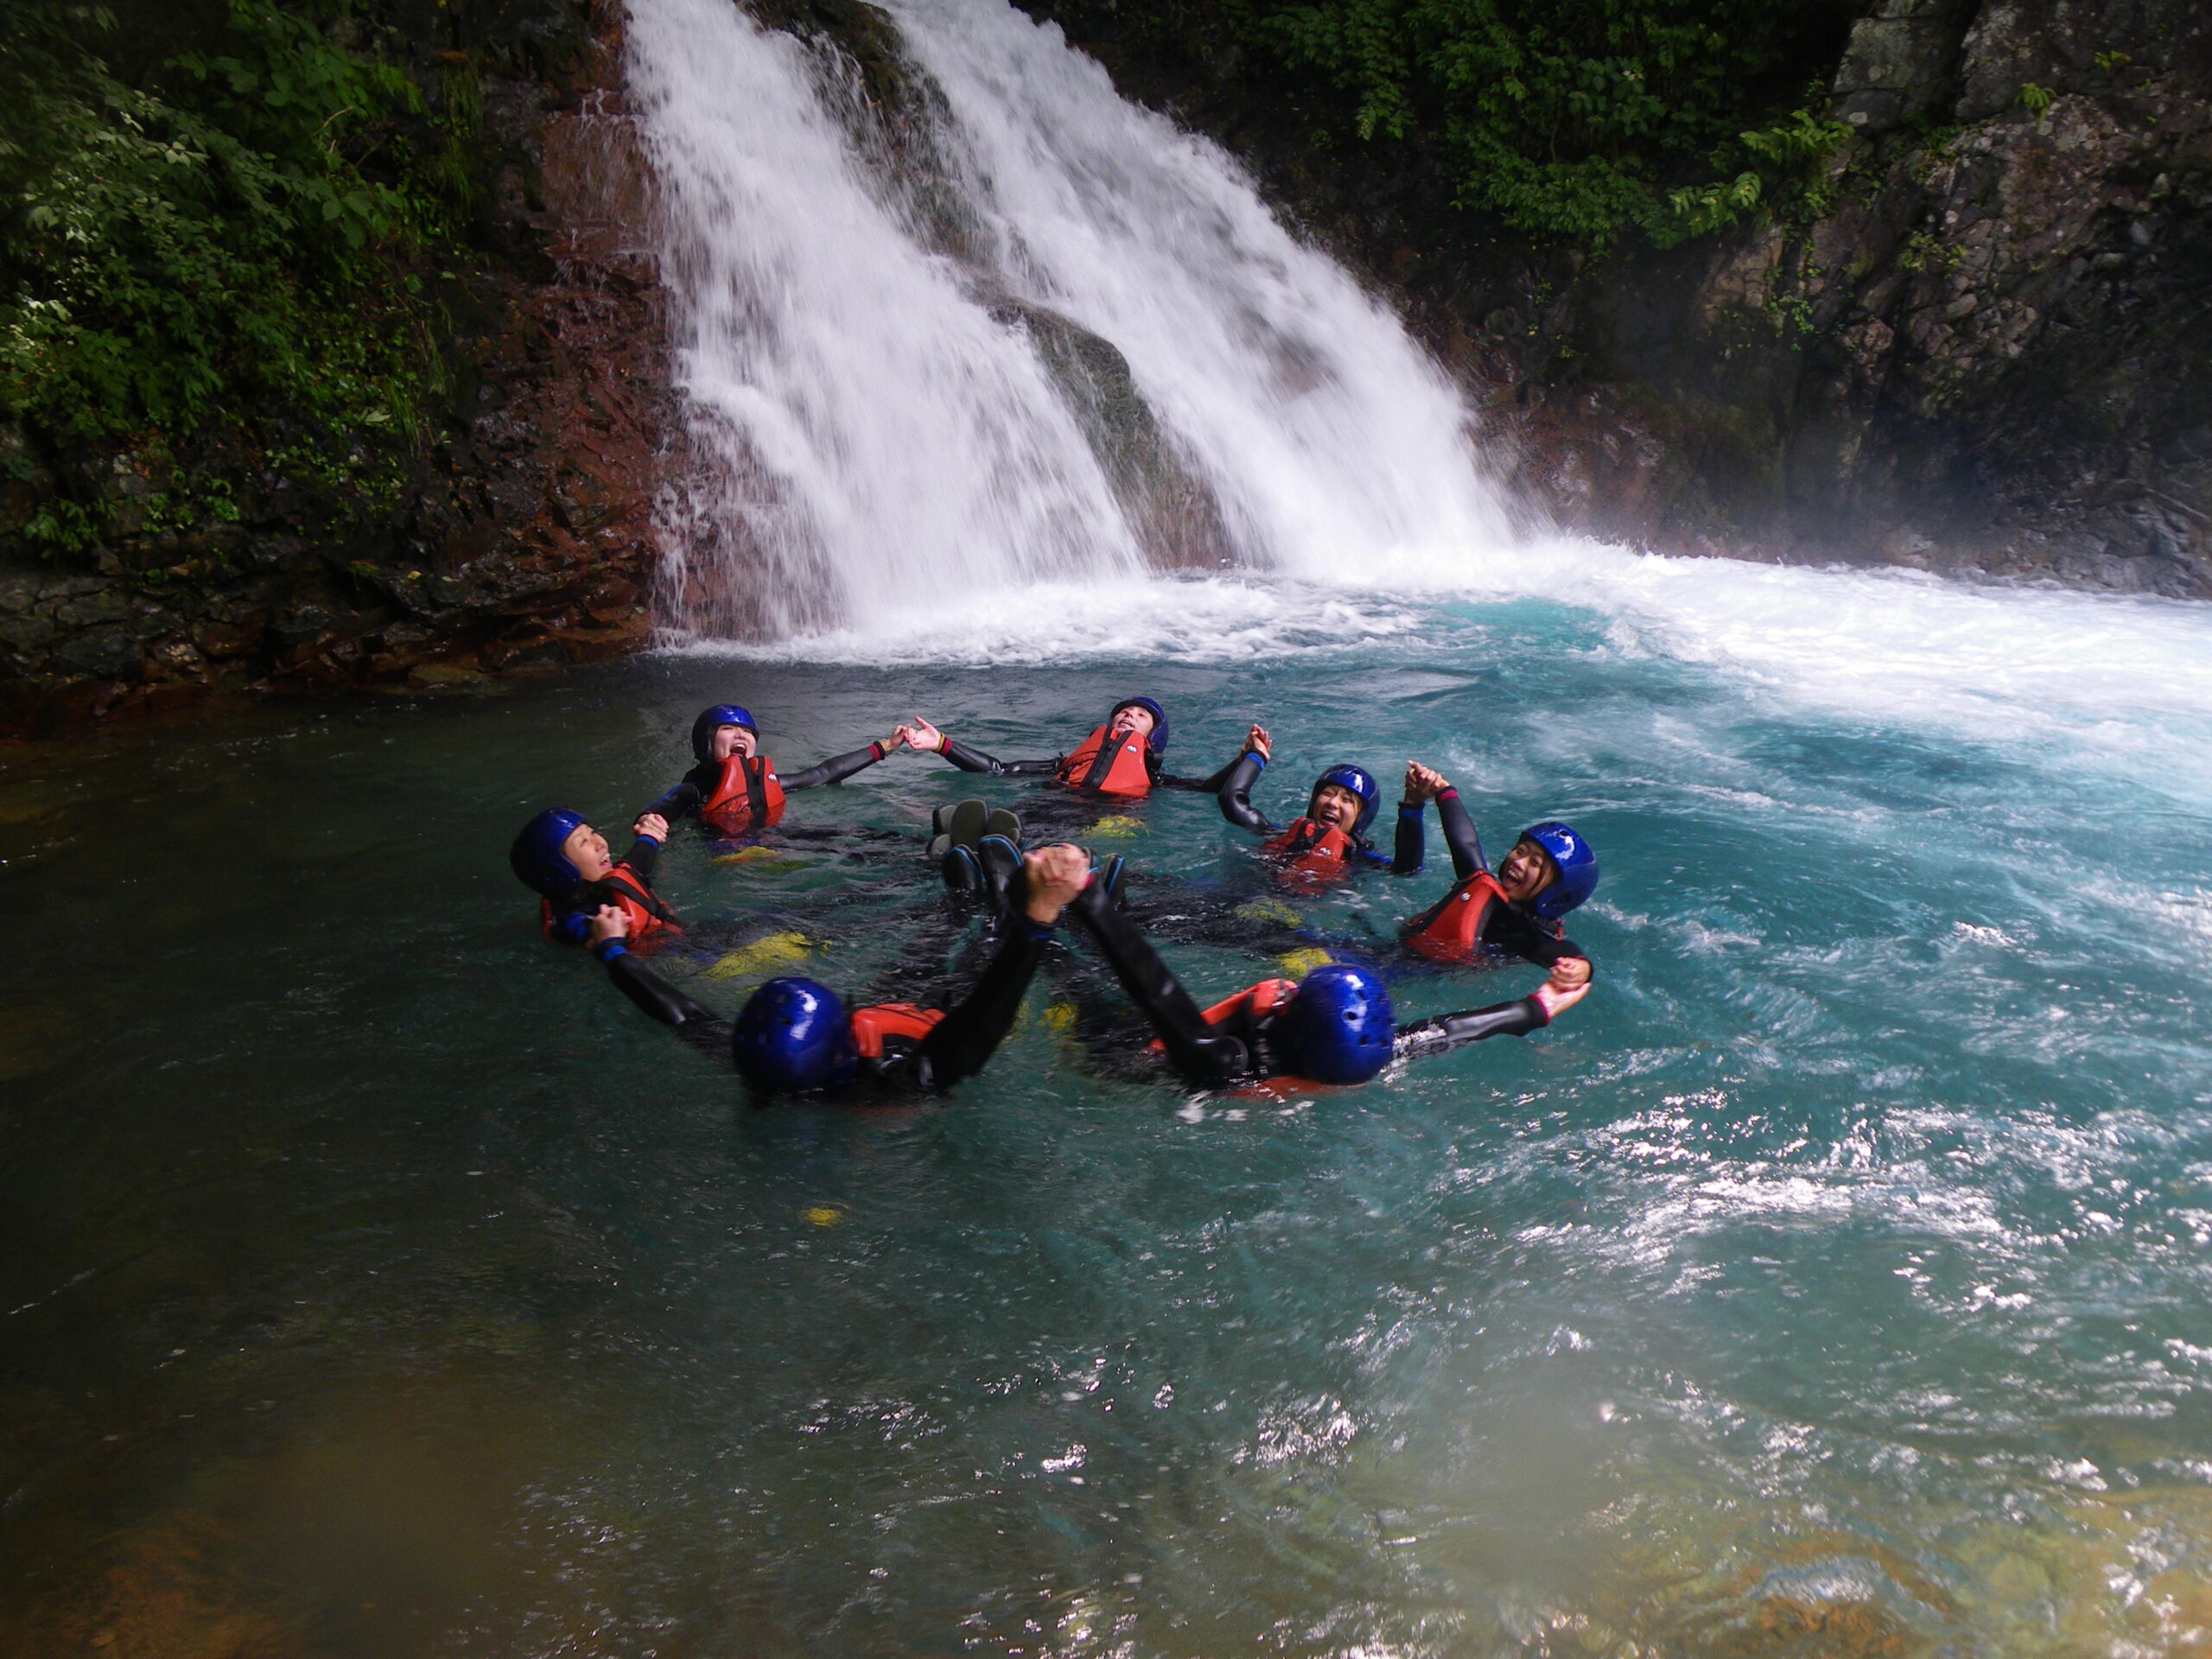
1497,837,1560,903
1109,704,1156,741
1311,784,1364,829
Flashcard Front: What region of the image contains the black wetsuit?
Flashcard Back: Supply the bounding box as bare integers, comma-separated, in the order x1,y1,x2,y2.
1217,753,1426,874
592,917,1053,1097
646,740,893,825
1065,880,1556,1091
1405,788,1588,970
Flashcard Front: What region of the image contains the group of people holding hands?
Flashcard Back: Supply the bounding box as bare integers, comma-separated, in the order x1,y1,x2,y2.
507,695,1602,1101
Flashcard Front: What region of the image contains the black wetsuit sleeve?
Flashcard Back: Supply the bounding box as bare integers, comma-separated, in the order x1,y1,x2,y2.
646,764,714,823
1481,903,1587,969
912,923,1050,1089
938,738,1064,778
1066,882,1250,1087
1217,753,1277,836
1392,995,1548,1063
779,741,889,791
1156,753,1243,793
622,835,662,881
1392,804,1425,874
601,948,734,1061
1435,789,1485,881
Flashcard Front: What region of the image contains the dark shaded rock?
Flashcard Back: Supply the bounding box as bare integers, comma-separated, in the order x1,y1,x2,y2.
0,0,673,736
1001,301,1232,571
1834,0,1979,136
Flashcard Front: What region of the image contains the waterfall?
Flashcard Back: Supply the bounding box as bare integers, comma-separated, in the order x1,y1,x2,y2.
626,0,1516,643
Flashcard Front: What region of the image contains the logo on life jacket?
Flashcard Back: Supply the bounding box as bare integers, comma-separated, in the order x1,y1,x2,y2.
849,1001,945,1058
1402,870,1513,963
1056,725,1154,798
542,863,682,949
1264,817,1357,890
700,753,787,834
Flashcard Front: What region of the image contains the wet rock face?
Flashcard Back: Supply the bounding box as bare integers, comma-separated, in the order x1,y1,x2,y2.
1004,302,1232,572
0,0,671,738
1771,0,2212,593
1020,0,2212,598
1834,0,1980,136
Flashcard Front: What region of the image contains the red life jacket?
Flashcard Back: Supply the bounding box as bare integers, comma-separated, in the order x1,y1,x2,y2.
1198,976,1298,1027
849,1001,944,1058
1186,977,1331,1096
1264,817,1357,890
541,863,681,949
699,753,787,835
1402,870,1521,963
1148,976,1297,1056
1055,725,1154,798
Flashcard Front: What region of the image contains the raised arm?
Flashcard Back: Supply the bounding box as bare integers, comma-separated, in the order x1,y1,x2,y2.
1066,871,1249,1088
914,846,1086,1088
779,728,904,791
1434,786,1486,880
1217,724,1277,836
904,718,1063,778
619,816,668,879
1391,762,1450,875
1156,747,1247,793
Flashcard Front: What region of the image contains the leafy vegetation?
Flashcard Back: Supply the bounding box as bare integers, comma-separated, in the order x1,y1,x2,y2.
0,0,475,554
1219,0,1854,247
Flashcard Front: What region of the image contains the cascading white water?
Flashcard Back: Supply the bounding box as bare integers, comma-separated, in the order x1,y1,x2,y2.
626,0,1514,640
629,0,1148,639
882,0,1515,572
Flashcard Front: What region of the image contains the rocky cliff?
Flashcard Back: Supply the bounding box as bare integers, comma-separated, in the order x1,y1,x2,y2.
0,0,670,736
1021,0,2212,597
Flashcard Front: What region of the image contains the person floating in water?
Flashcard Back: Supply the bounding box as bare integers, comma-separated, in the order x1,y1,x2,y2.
1058,858,1587,1090
510,808,682,950
900,698,1237,803
645,703,912,838
584,844,1093,1099
1217,725,1425,888
1399,785,1596,988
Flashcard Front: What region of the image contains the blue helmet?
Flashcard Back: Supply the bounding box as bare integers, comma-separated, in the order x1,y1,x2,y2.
1309,764,1381,838
1519,821,1599,921
731,976,858,1093
511,808,588,899
1278,963,1395,1084
1110,696,1170,755
691,703,759,763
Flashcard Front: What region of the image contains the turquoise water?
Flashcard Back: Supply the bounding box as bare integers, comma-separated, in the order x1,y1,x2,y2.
5,574,2212,1656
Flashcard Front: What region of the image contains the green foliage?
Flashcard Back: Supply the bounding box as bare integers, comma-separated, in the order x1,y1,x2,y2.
1230,0,1851,247
0,0,460,554
2092,50,2131,73
2016,81,2055,116
1895,229,1964,277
